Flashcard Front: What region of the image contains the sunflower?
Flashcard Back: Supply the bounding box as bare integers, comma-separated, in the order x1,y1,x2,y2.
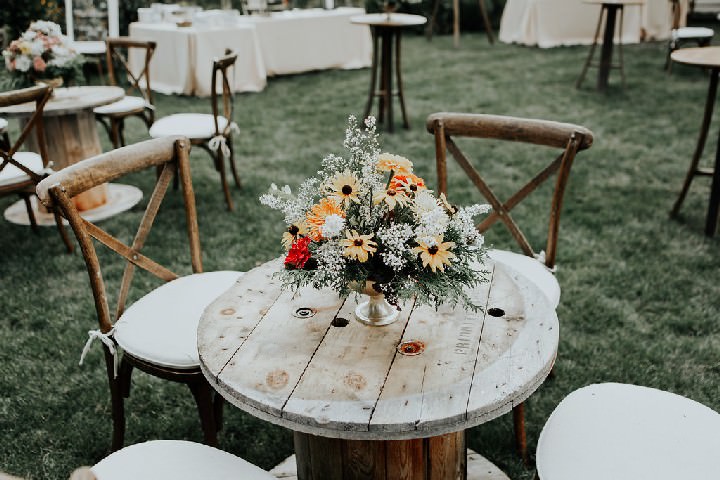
377,153,413,175
391,173,427,196
327,171,361,206
413,236,456,272
372,187,409,209
340,230,377,263
281,220,308,250
306,198,345,241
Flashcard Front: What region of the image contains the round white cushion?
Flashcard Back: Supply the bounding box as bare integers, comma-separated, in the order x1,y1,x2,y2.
537,383,720,480
72,40,107,55
674,27,714,40
0,118,7,131
488,249,560,308
113,271,242,369
92,440,276,480
149,113,228,140
0,152,44,187
94,96,148,115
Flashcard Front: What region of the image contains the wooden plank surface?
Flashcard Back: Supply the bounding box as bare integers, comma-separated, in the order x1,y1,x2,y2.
199,256,558,440
0,86,124,117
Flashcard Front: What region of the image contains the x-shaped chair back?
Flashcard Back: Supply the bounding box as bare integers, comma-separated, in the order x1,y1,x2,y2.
37,136,200,332
210,51,237,138
427,112,594,269
106,37,157,115
0,86,51,189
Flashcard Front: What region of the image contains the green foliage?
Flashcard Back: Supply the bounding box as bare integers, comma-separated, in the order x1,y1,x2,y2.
0,0,64,39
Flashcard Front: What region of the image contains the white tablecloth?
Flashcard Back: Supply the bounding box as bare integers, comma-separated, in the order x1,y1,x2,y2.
129,22,266,96
499,0,687,48
237,8,373,76
129,7,372,96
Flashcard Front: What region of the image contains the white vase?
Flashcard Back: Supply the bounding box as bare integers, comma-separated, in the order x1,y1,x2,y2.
354,280,399,326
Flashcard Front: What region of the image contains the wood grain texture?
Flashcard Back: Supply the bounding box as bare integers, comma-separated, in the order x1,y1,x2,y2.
270,449,509,480
0,86,124,118
199,257,558,441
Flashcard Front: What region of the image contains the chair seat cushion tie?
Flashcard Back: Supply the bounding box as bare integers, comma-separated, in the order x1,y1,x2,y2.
79,327,119,378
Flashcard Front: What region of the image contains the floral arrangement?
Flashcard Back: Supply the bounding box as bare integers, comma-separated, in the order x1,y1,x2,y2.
2,21,84,88
260,116,491,311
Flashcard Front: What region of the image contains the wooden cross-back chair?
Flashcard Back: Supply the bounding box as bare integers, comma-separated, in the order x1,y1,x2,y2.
0,86,73,252
427,112,593,463
150,51,241,211
95,37,157,149
93,37,156,148
36,136,243,451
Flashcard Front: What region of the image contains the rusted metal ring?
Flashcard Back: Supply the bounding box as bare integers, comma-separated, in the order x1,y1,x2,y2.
293,307,316,318
397,340,425,356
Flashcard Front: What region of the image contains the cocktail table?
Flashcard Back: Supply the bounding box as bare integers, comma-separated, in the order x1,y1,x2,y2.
199,256,558,479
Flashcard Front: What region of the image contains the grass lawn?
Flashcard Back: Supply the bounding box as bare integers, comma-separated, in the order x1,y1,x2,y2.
1,31,719,479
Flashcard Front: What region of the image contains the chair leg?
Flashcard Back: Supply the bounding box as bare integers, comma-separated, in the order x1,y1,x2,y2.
110,118,121,150
117,119,127,148
576,7,604,89
617,6,626,88
188,380,219,447
513,402,528,465
216,150,234,211
426,0,441,40
214,392,225,433
20,193,38,232
228,137,242,189
478,0,495,44
107,351,127,452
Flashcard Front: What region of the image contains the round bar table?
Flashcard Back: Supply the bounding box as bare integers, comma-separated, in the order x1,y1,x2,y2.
0,86,123,212
576,0,645,91
670,47,720,236
199,257,558,479
351,13,427,133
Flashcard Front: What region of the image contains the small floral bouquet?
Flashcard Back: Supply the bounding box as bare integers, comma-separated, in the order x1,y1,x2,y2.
2,21,84,88
260,116,490,317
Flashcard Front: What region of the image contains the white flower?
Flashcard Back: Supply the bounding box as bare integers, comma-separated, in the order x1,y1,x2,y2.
14,56,31,72
413,190,439,215
321,214,345,238
22,31,37,41
30,40,44,57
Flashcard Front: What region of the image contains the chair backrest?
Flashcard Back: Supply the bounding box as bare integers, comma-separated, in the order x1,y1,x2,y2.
210,51,237,136
36,136,202,334
0,86,52,190
427,112,593,269
105,37,157,109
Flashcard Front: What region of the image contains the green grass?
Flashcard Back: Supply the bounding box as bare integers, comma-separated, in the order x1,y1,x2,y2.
2,32,720,479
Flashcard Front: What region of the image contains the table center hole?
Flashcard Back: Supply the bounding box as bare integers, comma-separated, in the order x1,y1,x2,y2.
488,307,505,317
293,307,316,318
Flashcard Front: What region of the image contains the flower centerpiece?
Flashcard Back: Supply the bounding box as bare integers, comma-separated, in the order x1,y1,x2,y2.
260,116,491,326
2,21,84,89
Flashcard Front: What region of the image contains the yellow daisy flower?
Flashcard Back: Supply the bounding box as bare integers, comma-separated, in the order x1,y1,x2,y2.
413,236,456,272
372,187,409,209
377,153,413,175
327,171,361,206
340,230,377,263
281,221,308,250
306,198,345,241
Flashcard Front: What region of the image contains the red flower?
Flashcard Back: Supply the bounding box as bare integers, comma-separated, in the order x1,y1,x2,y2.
284,236,312,269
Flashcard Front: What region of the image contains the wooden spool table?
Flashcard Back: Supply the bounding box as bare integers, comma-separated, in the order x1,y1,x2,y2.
576,0,645,91
351,13,427,133
0,86,143,225
199,257,558,480
670,47,720,236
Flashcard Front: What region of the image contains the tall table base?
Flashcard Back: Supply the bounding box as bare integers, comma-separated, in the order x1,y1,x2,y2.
576,3,628,91
670,68,720,236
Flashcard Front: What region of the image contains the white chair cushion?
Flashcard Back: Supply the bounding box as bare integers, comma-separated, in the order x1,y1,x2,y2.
113,271,242,369
94,96,148,115
488,249,560,308
92,440,276,480
674,27,714,40
72,40,107,55
537,383,720,480
149,113,228,140
0,152,44,187
0,118,7,131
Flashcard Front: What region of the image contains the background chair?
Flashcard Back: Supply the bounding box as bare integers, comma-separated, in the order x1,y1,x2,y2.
0,117,9,151
36,136,243,451
0,86,73,253
426,112,594,462
64,0,120,81
149,51,242,211
536,383,720,479
665,0,714,71
70,440,276,480
94,38,157,149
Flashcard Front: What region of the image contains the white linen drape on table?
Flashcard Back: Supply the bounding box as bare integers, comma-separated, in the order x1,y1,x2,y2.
499,0,688,48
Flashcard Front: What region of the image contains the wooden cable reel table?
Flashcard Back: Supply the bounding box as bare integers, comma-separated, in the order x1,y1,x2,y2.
199,257,558,479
